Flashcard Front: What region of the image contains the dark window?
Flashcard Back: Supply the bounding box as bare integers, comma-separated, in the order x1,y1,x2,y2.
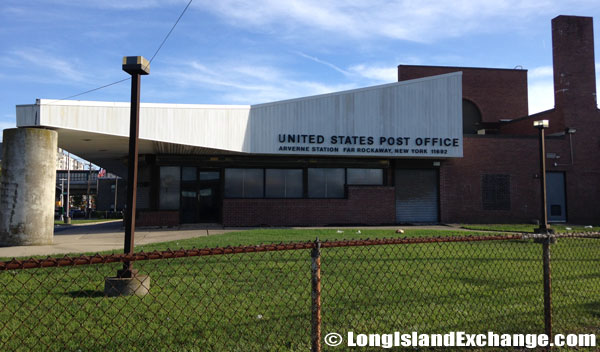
308,168,345,198
265,169,303,198
181,167,197,181
347,168,383,185
224,168,264,198
199,171,219,181
159,166,180,210
481,174,510,210
463,99,482,134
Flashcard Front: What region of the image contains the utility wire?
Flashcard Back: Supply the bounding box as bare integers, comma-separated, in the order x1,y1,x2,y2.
149,0,193,64
48,0,193,104
50,78,131,103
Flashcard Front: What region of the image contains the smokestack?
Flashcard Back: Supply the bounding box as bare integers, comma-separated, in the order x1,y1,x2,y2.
552,15,597,110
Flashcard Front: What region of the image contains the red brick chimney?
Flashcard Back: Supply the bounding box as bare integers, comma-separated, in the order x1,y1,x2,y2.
552,15,597,113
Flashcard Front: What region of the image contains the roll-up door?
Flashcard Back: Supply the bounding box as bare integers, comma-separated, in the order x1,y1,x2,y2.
395,169,439,223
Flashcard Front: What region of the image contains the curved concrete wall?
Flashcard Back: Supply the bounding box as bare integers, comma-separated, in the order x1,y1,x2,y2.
0,128,57,246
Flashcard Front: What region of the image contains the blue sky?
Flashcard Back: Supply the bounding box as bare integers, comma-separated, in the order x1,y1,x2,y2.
1,0,600,142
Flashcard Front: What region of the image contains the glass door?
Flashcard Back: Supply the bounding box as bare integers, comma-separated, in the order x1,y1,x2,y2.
197,171,221,222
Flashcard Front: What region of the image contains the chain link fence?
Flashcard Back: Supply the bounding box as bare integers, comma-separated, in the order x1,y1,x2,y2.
0,233,598,351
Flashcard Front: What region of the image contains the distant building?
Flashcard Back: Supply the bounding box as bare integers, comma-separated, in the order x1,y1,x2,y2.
57,148,85,170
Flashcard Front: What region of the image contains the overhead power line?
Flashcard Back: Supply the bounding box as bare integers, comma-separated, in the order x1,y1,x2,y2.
49,0,194,104
53,78,131,102
149,0,193,64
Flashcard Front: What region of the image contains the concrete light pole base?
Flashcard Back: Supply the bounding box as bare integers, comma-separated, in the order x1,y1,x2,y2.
104,275,150,297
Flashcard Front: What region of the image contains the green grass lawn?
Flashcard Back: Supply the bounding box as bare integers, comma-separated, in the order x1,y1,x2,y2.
459,223,595,233
0,229,598,351
135,228,494,253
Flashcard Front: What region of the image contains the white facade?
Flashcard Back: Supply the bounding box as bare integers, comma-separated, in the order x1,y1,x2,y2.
16,73,462,174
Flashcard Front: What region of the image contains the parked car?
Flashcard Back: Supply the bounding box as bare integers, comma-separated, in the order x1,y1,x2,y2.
69,209,85,218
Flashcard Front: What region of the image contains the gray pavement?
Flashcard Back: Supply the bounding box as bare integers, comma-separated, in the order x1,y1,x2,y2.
0,221,460,258
0,221,233,258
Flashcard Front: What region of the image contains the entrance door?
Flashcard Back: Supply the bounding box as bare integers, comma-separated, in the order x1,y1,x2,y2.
180,168,221,223
546,172,566,222
197,171,220,222
395,168,439,223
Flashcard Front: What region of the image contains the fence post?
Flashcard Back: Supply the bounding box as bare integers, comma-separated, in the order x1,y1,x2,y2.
542,236,553,341
311,238,322,352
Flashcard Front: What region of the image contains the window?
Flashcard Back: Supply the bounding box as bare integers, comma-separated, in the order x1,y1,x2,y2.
199,171,219,181
308,168,345,198
347,168,383,185
181,167,197,181
463,99,482,134
481,174,510,210
265,169,303,198
224,169,264,198
159,166,180,210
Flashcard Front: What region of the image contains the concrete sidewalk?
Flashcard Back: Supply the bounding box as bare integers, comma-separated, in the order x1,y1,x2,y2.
0,221,233,258
0,221,459,258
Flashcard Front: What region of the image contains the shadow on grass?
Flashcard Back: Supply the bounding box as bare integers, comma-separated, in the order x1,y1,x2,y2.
67,290,105,298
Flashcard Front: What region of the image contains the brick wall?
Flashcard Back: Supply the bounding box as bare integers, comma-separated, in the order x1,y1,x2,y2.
398,65,529,122
223,186,395,226
441,132,599,225
552,15,597,111
499,109,565,136
136,210,179,227
440,136,540,223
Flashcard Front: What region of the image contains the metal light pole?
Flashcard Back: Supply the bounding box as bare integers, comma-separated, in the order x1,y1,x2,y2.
533,119,554,340
119,56,150,279
114,177,118,213
86,161,92,218
65,152,71,224
59,178,66,221
534,119,551,234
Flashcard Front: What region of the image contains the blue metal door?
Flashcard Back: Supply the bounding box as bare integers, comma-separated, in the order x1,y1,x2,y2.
546,172,566,222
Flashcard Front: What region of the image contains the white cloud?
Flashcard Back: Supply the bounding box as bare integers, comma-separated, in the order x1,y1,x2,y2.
160,59,356,104
9,48,87,83
529,65,553,79
528,62,600,112
528,80,555,114
44,0,169,10
348,64,397,83
527,64,556,114
294,52,350,76
193,0,578,42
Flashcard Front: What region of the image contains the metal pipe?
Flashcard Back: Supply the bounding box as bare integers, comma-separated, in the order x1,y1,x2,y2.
114,177,118,213
538,127,549,232
66,152,71,223
311,238,322,352
543,238,553,340
121,73,141,278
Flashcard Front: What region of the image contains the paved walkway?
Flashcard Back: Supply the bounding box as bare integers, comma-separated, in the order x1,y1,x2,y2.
0,221,234,258
0,221,459,258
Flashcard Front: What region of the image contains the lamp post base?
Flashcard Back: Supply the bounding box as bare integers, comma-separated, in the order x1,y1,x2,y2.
104,274,150,297
534,227,555,234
